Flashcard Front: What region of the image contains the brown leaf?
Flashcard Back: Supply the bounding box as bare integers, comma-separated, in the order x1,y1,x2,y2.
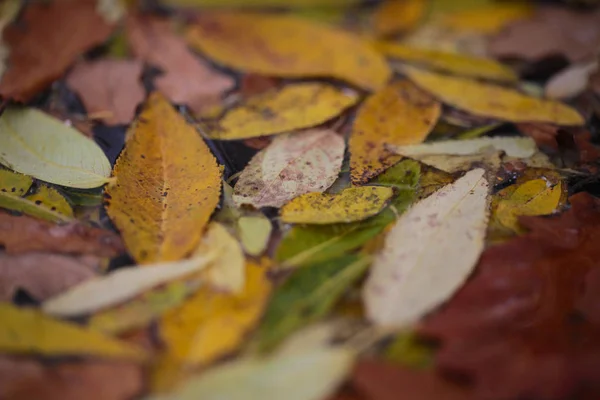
488,7,600,63
0,357,143,400
0,0,114,102
516,122,560,150
66,59,145,125
419,193,600,400
126,14,234,114
0,212,124,257
239,74,280,98
0,252,98,302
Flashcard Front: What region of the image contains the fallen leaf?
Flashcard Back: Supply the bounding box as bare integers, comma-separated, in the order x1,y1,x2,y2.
364,168,489,327
233,129,344,208
0,253,98,302
438,2,533,34
207,84,358,140
349,80,441,185
237,216,272,256
390,136,536,158
0,169,73,222
66,59,145,125
402,149,503,174
545,60,598,99
126,14,234,114
403,67,584,125
280,186,394,225
42,250,215,317
516,122,560,150
0,303,147,360
384,331,433,369
0,108,112,189
187,12,391,91
164,0,361,7
255,255,371,351
0,211,124,257
377,42,517,82
105,92,222,264
0,0,113,101
371,0,427,37
0,357,143,400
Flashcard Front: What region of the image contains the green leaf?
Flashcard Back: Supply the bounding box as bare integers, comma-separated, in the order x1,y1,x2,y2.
255,254,371,351
0,168,74,222
62,187,104,207
385,331,434,369
0,108,111,188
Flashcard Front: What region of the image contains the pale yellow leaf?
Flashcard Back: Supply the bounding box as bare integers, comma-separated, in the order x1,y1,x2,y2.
389,136,537,158
237,216,272,257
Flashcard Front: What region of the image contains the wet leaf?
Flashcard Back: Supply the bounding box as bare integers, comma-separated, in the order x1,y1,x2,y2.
207,84,358,140
0,303,147,361
404,67,584,125
0,0,114,101
281,186,394,224
255,255,370,351
390,136,537,158
66,59,145,125
0,169,73,222
349,80,441,185
0,108,112,189
187,12,391,91
237,216,272,256
364,168,489,327
377,42,517,82
233,129,344,208
372,0,427,37
105,93,222,264
126,14,234,114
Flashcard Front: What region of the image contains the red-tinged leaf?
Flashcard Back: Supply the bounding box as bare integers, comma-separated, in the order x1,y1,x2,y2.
419,193,600,400
0,0,114,102
239,74,280,98
577,267,600,325
0,212,124,257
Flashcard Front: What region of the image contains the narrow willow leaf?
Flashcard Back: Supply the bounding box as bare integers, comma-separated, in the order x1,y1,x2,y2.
389,136,537,158
0,303,147,360
0,108,111,188
255,255,370,351
364,168,490,327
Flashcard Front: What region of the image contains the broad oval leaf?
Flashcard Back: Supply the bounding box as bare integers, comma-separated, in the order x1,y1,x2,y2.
186,13,391,91
363,168,490,327
280,186,394,224
208,83,358,140
105,92,222,264
237,216,272,256
403,67,584,125
349,80,441,184
0,108,111,188
233,129,345,209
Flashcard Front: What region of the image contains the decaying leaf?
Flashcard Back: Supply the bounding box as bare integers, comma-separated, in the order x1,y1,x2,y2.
255,255,371,351
0,211,124,256
389,136,537,158
207,84,358,140
364,168,489,327
187,12,391,90
0,169,73,222
0,0,114,101
403,67,585,125
0,108,112,189
349,80,441,185
377,42,517,82
105,92,222,264
237,216,272,256
66,59,145,125
126,14,234,114
371,0,427,37
0,303,147,360
233,129,344,208
545,60,599,99
280,186,394,224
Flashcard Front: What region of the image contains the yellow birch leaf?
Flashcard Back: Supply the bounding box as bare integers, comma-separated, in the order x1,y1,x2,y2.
376,42,517,82
403,67,584,125
0,303,147,361
371,0,427,37
280,186,394,224
439,3,533,34
105,92,222,264
237,216,272,256
186,13,391,91
349,80,441,185
208,83,358,140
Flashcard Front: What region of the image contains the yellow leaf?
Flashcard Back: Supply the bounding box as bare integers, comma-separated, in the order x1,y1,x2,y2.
186,13,391,91
495,179,562,232
208,83,358,140
404,67,584,125
349,80,441,185
371,0,427,37
105,92,222,264
376,42,517,82
280,186,394,224
0,303,147,361
164,0,360,7
237,216,272,257
439,3,533,34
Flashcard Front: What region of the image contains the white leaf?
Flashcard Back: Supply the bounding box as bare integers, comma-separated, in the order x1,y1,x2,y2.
363,168,489,327
545,61,598,99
